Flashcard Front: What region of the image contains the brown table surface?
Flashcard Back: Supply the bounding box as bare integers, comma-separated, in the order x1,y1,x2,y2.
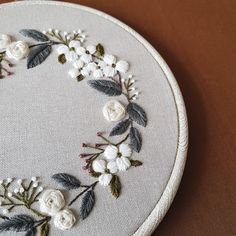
1,0,236,235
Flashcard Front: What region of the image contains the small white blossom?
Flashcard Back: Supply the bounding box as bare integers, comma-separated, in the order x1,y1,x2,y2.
19,187,25,193
103,54,129,77
14,188,19,194
77,29,82,34
31,176,37,182
6,178,13,183
73,59,84,69
76,45,96,63
33,182,39,188
68,68,80,79
7,192,13,197
92,160,117,186
69,40,81,50
87,61,106,78
39,189,65,216
0,34,11,50
54,209,76,230
103,143,132,171
102,100,126,122
6,41,29,60
17,179,23,185
38,186,44,192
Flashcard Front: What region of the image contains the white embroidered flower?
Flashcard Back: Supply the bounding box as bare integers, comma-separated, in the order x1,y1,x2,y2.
102,100,126,122
0,34,11,50
6,41,29,60
68,68,79,79
103,54,129,77
73,59,84,69
92,160,117,186
68,40,81,50
39,189,65,216
86,61,106,78
76,45,96,63
57,42,80,62
104,143,132,171
54,209,76,230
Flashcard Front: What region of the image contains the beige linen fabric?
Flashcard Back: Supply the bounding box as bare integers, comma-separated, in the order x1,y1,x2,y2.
0,1,186,236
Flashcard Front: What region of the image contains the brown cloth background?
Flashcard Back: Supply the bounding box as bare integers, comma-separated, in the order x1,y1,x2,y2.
1,0,236,235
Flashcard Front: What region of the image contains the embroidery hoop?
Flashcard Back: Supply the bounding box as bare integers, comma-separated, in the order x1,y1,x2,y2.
0,1,188,235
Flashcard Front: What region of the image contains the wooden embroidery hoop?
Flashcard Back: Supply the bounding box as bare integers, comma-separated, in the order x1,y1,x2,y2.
0,1,188,235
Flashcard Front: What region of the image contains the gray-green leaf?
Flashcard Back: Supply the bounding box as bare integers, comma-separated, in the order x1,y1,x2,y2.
0,214,35,232
130,127,142,153
20,29,49,42
52,173,81,190
88,80,122,96
80,190,95,220
127,103,147,127
110,119,130,136
109,175,121,198
25,227,36,236
27,45,52,69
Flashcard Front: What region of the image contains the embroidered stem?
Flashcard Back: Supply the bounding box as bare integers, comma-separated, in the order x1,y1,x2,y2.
68,181,98,206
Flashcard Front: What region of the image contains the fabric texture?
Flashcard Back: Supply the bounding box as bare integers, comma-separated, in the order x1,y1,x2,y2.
0,2,181,236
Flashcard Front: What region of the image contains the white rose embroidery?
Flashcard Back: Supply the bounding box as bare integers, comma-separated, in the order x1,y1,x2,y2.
6,41,29,60
39,189,65,216
54,209,76,230
103,100,126,122
0,34,11,50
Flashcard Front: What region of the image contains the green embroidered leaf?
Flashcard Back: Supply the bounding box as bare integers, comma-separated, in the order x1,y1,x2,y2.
129,127,142,153
89,171,102,178
77,74,84,82
58,54,66,64
130,160,143,167
27,45,52,69
20,29,49,42
88,80,122,96
110,119,130,136
96,44,104,56
127,103,147,127
109,175,121,198
52,173,81,190
40,222,50,236
80,190,95,220
25,227,36,236
0,214,35,232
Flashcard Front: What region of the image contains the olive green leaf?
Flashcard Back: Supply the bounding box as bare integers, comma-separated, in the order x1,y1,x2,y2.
109,175,121,198
130,160,143,167
96,44,104,56
58,54,66,64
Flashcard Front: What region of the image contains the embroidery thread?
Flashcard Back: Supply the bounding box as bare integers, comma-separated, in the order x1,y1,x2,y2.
0,29,147,235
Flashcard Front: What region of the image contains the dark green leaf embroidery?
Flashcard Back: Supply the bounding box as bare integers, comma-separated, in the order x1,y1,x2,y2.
27,45,52,69
40,222,50,236
58,54,66,64
127,103,147,127
88,80,122,96
110,119,130,136
80,190,95,220
96,44,104,56
0,214,34,232
52,173,81,190
20,29,49,42
129,127,142,153
25,227,36,236
130,160,143,167
109,175,121,198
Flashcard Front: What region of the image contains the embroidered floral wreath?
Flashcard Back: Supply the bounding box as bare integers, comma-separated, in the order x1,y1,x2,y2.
0,29,147,235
